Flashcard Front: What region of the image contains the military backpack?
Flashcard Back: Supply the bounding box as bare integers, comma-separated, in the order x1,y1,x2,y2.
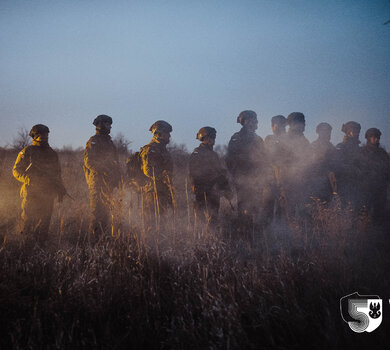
126,149,148,188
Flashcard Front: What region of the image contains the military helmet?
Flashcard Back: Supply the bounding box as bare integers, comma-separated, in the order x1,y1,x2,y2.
341,121,361,134
93,114,113,126
149,120,173,134
365,128,381,139
29,124,50,138
316,122,332,134
287,112,305,125
196,127,216,141
237,110,257,125
271,115,286,126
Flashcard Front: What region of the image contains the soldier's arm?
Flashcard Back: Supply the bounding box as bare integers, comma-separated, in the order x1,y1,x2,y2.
106,141,122,186
109,141,121,170
227,138,245,158
188,151,204,180
214,155,233,198
141,147,162,180
226,137,242,173
84,139,105,173
191,150,224,185
188,152,200,193
12,147,30,183
190,151,214,195
214,154,227,182
53,152,67,199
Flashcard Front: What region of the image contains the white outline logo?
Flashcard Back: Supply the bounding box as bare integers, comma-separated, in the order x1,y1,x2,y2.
340,292,382,333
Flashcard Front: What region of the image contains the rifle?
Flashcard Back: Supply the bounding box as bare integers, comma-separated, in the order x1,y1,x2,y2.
24,162,74,201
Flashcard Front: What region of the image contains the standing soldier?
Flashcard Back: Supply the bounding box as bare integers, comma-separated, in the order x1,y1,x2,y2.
310,122,336,202
285,112,310,152
13,124,67,242
312,122,335,156
264,115,287,150
332,121,363,208
283,112,311,215
226,110,268,222
189,127,232,226
84,115,120,234
360,128,390,220
264,115,289,220
139,120,174,226
336,121,361,153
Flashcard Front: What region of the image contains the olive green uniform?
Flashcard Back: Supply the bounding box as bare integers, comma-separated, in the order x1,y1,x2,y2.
84,134,120,233
283,131,312,211
264,133,290,219
333,138,363,208
189,143,230,225
360,145,390,219
226,128,267,217
13,142,65,239
309,139,336,202
140,140,173,221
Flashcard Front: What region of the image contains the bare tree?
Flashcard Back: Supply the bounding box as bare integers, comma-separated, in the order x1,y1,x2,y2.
214,144,228,159
12,127,31,150
112,132,132,156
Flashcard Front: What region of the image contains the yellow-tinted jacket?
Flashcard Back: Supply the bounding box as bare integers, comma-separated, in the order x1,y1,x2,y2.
13,144,64,197
83,134,120,189
140,140,173,193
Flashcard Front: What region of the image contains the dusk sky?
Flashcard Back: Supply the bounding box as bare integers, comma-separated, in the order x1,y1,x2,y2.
1,0,389,151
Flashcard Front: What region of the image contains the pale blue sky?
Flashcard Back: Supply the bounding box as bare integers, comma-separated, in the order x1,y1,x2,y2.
1,0,389,151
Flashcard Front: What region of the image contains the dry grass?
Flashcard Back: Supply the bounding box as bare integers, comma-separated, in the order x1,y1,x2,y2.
0,149,389,349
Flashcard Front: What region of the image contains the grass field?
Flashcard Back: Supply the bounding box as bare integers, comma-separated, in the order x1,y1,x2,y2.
0,148,389,349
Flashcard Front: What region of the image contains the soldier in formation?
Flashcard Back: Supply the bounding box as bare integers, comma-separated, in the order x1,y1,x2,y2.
139,120,174,226
360,128,390,220
263,115,289,220
336,121,361,153
332,121,363,208
226,110,268,221
13,124,67,242
84,115,121,234
311,123,335,157
282,112,311,216
264,115,287,151
11,114,390,241
310,123,336,202
284,112,310,155
189,127,231,226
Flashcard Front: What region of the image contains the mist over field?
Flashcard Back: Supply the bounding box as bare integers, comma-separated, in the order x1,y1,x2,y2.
1,137,390,348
